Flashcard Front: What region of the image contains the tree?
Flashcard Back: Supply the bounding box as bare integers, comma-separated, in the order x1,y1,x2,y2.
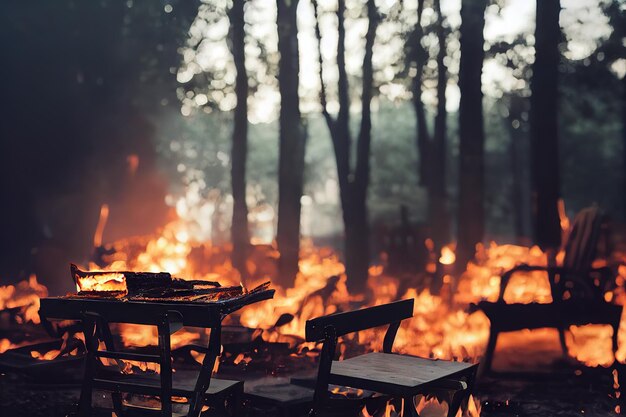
457,0,487,268
406,0,450,252
530,0,561,249
596,0,625,219
409,0,432,190
276,0,307,287
488,35,534,241
228,0,250,282
313,0,379,292
429,0,450,249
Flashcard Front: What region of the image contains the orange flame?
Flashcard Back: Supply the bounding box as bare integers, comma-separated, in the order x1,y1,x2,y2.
93,204,110,247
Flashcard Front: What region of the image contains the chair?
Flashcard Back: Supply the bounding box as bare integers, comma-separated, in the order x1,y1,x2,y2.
306,299,478,417
476,206,623,373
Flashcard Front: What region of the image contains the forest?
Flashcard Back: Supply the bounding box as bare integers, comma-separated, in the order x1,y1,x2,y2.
1,1,626,416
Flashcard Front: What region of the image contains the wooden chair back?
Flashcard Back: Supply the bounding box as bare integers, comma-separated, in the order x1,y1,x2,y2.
305,299,414,343
305,299,414,415
562,206,604,274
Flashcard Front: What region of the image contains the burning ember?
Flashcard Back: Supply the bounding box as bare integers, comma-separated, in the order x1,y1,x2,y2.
74,270,127,294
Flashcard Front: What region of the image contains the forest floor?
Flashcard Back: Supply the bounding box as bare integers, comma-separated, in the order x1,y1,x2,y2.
0,362,620,417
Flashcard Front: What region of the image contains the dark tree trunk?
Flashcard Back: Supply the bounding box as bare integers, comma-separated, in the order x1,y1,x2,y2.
530,0,562,249
622,75,626,221
276,0,307,287
313,0,378,293
411,0,430,187
506,95,526,240
429,0,450,248
228,0,250,283
456,0,487,269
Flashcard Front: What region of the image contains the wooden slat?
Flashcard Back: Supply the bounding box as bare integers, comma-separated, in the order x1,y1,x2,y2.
96,350,160,363
93,370,241,397
562,206,602,273
328,352,475,397
305,299,414,342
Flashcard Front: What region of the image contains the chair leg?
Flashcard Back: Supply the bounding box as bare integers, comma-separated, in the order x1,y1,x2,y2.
98,319,124,416
79,317,98,417
447,390,465,417
229,384,243,417
403,396,420,417
481,330,498,375
558,327,568,358
459,367,478,417
158,319,173,417
612,324,619,358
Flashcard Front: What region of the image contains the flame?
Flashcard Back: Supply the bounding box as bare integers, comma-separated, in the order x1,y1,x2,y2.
558,198,570,232
0,274,47,324
439,244,456,265
93,203,110,248
76,206,626,371
75,272,126,293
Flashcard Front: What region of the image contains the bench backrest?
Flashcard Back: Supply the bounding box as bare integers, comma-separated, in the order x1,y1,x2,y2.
562,206,604,273
305,299,414,342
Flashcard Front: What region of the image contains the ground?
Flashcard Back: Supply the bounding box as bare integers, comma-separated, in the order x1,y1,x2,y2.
0,326,622,416
0,366,621,417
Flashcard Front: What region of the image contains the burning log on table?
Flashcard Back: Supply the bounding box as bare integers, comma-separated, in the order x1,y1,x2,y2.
70,264,271,304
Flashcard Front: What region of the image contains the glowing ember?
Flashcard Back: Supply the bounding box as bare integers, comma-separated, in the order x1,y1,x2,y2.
74,272,126,293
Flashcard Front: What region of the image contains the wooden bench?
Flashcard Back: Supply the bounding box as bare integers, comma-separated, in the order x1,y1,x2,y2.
306,299,478,416
475,206,623,373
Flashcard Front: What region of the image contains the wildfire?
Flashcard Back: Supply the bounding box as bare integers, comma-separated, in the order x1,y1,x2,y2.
4,195,626,417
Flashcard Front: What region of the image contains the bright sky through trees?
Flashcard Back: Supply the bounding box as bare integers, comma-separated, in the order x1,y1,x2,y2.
177,0,614,123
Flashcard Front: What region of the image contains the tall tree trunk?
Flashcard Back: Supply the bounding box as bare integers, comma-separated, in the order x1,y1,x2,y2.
276,0,307,287
429,0,450,248
506,95,526,240
346,0,377,293
457,0,487,269
411,0,430,187
623,75,626,221
228,0,250,283
619,67,626,221
312,0,378,293
530,0,561,249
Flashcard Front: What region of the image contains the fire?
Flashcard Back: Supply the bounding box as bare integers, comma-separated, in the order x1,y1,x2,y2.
439,244,456,265
93,203,110,248
75,272,126,293
361,394,481,417
4,193,626,417
65,205,626,370
0,274,47,324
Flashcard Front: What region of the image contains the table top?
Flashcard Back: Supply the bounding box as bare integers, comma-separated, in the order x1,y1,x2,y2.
39,288,274,328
